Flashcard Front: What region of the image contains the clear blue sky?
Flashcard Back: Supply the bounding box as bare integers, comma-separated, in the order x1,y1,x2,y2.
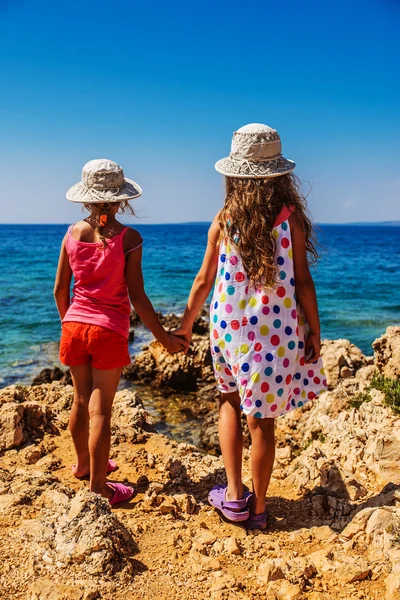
0,0,399,224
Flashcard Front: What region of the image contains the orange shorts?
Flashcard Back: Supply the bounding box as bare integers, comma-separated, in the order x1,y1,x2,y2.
60,322,131,370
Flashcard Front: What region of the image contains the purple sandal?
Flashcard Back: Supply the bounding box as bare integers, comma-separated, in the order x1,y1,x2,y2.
208,484,252,522
244,510,267,530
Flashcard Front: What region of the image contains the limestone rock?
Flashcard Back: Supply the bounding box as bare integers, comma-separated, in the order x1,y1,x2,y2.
19,488,136,578
196,529,217,546
320,339,367,388
111,390,154,444
335,558,371,583
224,537,241,555
29,579,99,600
36,489,71,512
373,433,400,484
386,572,400,600
282,384,400,495
373,326,400,379
123,336,213,390
265,579,302,600
312,525,334,541
258,559,286,583
341,507,377,539
172,493,197,515
0,382,74,430
365,507,399,549
55,489,136,576
190,550,221,573
0,402,24,450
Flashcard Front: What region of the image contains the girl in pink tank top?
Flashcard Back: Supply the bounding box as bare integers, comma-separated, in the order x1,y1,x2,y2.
54,159,187,507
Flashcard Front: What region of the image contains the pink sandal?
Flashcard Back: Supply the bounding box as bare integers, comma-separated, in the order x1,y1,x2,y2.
107,482,135,507
72,459,118,479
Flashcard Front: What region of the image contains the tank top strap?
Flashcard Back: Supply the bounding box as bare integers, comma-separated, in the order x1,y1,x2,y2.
119,226,144,255
118,226,130,249
65,224,74,251
273,204,295,227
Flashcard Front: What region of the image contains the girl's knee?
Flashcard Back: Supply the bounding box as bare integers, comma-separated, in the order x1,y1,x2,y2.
73,394,90,408
88,399,113,420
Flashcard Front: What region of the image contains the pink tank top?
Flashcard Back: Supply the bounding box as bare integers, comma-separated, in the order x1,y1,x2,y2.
63,225,139,338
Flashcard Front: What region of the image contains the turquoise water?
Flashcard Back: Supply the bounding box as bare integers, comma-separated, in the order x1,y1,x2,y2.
0,223,399,386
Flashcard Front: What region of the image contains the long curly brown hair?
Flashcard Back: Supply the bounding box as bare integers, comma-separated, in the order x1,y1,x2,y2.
219,174,318,287
82,201,135,247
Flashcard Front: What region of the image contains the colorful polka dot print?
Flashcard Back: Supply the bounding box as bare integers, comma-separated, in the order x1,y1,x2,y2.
210,210,327,419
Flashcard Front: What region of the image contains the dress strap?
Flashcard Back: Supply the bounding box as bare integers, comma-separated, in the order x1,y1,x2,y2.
273,205,295,227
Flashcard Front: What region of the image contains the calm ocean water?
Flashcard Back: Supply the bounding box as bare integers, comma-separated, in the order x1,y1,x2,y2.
0,223,399,387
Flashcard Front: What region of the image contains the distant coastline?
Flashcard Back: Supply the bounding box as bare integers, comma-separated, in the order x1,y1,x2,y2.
0,221,399,227
317,221,400,227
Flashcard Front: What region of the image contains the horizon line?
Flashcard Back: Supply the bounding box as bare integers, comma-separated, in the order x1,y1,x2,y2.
0,220,399,227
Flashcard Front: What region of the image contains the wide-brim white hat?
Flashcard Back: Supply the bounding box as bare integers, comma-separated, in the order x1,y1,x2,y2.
66,159,142,203
215,123,295,179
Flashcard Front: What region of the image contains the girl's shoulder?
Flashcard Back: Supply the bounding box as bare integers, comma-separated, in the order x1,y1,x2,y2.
288,207,305,232
68,220,95,242
208,212,221,245
123,226,143,254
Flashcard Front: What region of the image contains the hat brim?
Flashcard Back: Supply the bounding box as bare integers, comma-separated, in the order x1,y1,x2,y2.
66,177,142,203
215,156,295,179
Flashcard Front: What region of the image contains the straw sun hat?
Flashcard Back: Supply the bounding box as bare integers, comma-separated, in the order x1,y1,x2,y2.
66,159,142,203
215,123,295,179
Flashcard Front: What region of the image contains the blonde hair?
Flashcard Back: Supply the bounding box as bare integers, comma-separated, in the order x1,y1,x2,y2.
218,174,318,287
83,201,135,247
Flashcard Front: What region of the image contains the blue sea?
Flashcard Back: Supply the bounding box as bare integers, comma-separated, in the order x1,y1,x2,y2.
0,223,399,387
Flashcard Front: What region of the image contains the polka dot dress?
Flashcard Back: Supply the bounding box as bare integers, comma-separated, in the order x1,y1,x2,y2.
210,208,327,419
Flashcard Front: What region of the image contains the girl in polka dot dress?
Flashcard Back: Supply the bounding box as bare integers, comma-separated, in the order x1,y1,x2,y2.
174,124,327,529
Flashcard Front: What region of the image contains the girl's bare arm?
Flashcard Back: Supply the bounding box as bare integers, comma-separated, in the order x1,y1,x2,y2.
125,232,188,354
174,216,220,340
290,210,321,363
54,234,72,320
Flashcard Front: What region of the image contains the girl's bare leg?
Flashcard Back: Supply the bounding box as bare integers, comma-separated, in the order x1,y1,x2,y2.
69,364,93,477
247,415,275,514
89,367,122,499
218,390,244,501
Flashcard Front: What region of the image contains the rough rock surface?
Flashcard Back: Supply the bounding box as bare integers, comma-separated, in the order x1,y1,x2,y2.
5,326,399,599
123,335,214,391
373,326,400,380
320,339,369,388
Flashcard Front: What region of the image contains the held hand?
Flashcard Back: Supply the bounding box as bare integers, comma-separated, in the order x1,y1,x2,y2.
170,325,193,350
305,331,321,364
164,332,190,355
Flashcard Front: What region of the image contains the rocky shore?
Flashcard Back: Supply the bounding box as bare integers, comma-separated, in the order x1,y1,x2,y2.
0,324,400,600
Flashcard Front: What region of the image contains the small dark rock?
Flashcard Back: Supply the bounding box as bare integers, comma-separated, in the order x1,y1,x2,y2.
32,367,64,386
